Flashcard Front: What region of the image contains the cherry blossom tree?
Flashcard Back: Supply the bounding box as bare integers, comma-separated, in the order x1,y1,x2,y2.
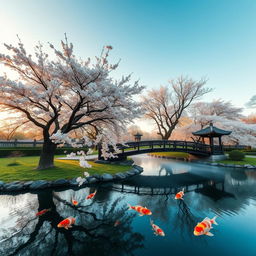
0,36,144,169
141,76,211,140
190,99,243,128
175,99,256,147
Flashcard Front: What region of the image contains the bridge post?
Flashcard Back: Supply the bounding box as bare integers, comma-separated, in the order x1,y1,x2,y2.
163,140,166,150
174,141,176,150
185,141,187,151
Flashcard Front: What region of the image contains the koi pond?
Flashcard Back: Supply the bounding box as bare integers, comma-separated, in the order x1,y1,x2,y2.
0,154,256,256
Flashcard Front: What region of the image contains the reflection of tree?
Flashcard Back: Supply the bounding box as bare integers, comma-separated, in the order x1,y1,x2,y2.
0,189,144,256
173,200,198,239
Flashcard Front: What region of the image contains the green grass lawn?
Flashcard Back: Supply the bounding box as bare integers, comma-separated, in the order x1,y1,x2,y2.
148,152,190,158
216,157,256,165
0,155,131,183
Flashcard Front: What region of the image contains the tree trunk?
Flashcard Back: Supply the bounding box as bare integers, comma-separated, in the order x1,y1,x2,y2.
37,136,57,170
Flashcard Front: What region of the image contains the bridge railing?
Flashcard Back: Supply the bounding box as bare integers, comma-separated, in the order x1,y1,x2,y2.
115,140,211,154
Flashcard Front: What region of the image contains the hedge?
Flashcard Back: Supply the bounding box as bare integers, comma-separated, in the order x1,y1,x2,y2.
228,150,245,161
0,147,89,157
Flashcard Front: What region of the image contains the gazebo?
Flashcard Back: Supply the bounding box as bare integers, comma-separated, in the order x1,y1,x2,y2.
192,123,231,155
134,133,143,142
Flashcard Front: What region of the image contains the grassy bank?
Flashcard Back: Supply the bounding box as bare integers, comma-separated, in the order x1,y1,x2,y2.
148,152,190,159
216,157,256,166
0,155,131,183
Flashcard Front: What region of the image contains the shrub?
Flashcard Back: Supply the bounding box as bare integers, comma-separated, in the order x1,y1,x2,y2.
229,150,245,161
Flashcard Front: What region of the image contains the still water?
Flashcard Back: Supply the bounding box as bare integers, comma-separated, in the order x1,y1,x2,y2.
1,154,256,256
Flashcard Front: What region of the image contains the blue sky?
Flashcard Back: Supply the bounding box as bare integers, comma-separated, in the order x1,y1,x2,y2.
0,0,255,117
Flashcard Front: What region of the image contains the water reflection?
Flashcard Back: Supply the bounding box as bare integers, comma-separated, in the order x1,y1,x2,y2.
1,155,256,255
0,189,144,256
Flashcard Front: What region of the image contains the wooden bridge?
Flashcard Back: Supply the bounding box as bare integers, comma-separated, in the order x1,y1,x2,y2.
98,140,211,160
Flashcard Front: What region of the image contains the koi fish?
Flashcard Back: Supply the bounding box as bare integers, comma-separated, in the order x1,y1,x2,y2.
72,199,79,206
86,190,97,200
175,188,185,200
128,204,152,216
114,220,121,227
57,217,76,230
36,208,51,216
150,219,165,236
194,216,218,236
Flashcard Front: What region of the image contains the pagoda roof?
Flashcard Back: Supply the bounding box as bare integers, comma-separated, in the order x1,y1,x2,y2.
192,123,232,137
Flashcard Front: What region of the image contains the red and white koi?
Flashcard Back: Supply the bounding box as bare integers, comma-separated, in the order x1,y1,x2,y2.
86,190,97,200
128,204,152,216
57,217,76,230
36,208,51,217
175,188,185,200
114,220,121,227
193,216,218,236
150,219,165,236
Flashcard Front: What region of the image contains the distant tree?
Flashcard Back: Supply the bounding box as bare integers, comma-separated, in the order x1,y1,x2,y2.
246,95,256,108
190,99,243,128
0,36,144,169
242,114,256,124
141,76,211,140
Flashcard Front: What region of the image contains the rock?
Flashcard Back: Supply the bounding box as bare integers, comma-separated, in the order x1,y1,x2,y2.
87,177,98,184
29,180,49,190
210,163,218,166
133,165,143,172
114,173,127,179
69,178,79,186
92,174,103,181
235,165,243,168
4,182,24,191
23,181,34,188
132,168,140,174
52,179,69,187
126,169,137,176
102,173,113,181
0,181,4,188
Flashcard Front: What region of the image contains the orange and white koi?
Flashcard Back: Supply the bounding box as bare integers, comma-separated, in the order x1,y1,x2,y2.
86,190,97,200
174,188,184,200
72,199,79,206
57,216,76,230
128,204,152,216
193,216,218,236
150,219,165,236
175,188,185,200
36,208,51,216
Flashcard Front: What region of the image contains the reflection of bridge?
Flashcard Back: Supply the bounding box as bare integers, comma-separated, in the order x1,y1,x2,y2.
108,168,234,199
98,140,211,160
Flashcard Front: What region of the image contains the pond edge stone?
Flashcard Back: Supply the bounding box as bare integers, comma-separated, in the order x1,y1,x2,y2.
0,164,143,192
